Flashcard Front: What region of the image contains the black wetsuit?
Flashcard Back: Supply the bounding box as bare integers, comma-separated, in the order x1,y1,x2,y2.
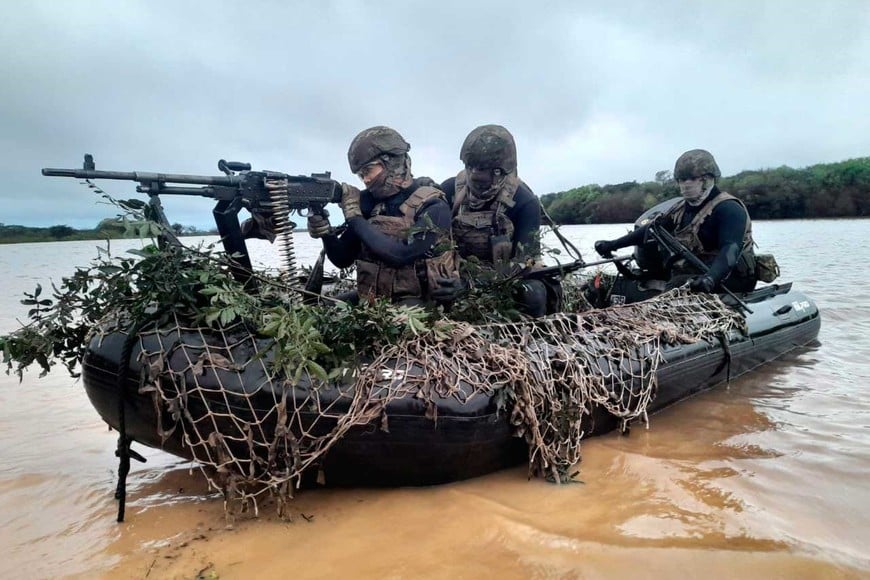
439,177,542,259
322,178,452,269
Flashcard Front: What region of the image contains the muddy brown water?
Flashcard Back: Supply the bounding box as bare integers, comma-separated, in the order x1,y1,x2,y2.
1,221,868,578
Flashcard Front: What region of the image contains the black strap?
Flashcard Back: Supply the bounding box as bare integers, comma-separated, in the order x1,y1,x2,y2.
113,321,147,522
712,332,733,384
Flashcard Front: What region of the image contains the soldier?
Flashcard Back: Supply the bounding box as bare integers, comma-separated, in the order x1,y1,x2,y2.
594,149,757,293
434,125,551,316
307,126,457,305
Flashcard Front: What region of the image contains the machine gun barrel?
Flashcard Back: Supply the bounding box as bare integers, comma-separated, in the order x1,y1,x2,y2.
43,155,342,201
41,167,238,186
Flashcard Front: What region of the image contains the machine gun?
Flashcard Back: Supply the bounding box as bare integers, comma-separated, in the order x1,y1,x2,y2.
645,216,753,314
42,154,342,286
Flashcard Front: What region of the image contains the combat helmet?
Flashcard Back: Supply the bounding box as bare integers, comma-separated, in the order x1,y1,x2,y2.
347,126,410,173
460,125,517,174
674,149,721,181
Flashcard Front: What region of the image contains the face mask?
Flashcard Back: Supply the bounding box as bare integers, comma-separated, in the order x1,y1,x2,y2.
366,168,394,199
467,167,502,195
679,177,713,206
368,154,413,199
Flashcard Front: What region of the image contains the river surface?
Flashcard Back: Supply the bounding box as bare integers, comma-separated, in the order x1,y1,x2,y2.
1,220,868,579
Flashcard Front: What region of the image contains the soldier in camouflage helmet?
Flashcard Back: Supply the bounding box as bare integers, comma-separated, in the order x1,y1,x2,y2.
435,125,555,316
346,126,413,200
673,149,721,205
306,126,458,305
594,148,757,294
674,149,721,179
460,124,518,175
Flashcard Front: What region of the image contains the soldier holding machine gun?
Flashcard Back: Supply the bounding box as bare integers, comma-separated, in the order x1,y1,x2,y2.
304,126,459,307
43,137,460,307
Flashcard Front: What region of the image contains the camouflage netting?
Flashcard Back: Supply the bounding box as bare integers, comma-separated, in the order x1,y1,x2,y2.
123,286,744,515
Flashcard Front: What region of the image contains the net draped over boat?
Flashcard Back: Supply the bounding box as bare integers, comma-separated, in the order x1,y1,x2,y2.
122,286,744,514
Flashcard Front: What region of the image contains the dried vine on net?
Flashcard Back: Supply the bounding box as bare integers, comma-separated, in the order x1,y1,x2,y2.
117,311,395,518
118,285,744,513
362,286,744,482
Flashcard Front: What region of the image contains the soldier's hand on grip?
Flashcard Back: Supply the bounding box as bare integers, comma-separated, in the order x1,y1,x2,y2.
307,213,334,239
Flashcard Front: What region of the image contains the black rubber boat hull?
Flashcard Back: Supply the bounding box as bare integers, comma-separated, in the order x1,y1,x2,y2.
82,283,820,486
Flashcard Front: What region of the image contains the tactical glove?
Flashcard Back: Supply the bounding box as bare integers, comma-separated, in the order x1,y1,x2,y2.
689,275,716,293
431,277,468,303
340,183,362,221
594,240,616,258
240,209,277,242
307,213,334,239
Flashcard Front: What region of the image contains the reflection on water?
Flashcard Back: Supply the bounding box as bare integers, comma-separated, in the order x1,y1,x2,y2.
1,221,869,578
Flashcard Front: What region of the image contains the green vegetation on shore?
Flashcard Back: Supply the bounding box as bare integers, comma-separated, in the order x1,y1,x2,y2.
0,218,215,244
542,157,870,223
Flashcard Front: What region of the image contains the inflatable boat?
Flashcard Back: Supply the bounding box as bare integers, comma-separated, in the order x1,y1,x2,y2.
80,281,820,487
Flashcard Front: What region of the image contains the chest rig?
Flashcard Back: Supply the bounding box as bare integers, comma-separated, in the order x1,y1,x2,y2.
356,186,457,301
667,191,756,279
451,170,519,265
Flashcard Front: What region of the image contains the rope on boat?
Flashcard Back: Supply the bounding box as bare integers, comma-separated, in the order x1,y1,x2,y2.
113,320,147,523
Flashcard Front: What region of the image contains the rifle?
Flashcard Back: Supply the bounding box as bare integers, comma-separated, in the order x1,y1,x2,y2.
42,154,341,286
645,216,753,314
520,255,634,281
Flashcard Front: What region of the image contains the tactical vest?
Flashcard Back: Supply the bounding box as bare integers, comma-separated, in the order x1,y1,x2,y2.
451,170,519,264
667,191,756,280
356,186,458,301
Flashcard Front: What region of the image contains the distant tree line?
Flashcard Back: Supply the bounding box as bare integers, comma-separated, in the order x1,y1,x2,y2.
5,157,867,243
0,218,216,244
541,157,870,223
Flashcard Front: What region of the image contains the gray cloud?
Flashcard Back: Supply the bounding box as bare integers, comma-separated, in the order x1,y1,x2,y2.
2,0,868,229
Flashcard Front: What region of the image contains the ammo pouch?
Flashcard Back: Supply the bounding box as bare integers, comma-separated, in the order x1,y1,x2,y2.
755,253,780,283
356,259,423,300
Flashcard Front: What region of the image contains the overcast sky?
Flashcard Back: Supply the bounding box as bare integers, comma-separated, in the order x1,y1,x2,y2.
2,0,868,229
